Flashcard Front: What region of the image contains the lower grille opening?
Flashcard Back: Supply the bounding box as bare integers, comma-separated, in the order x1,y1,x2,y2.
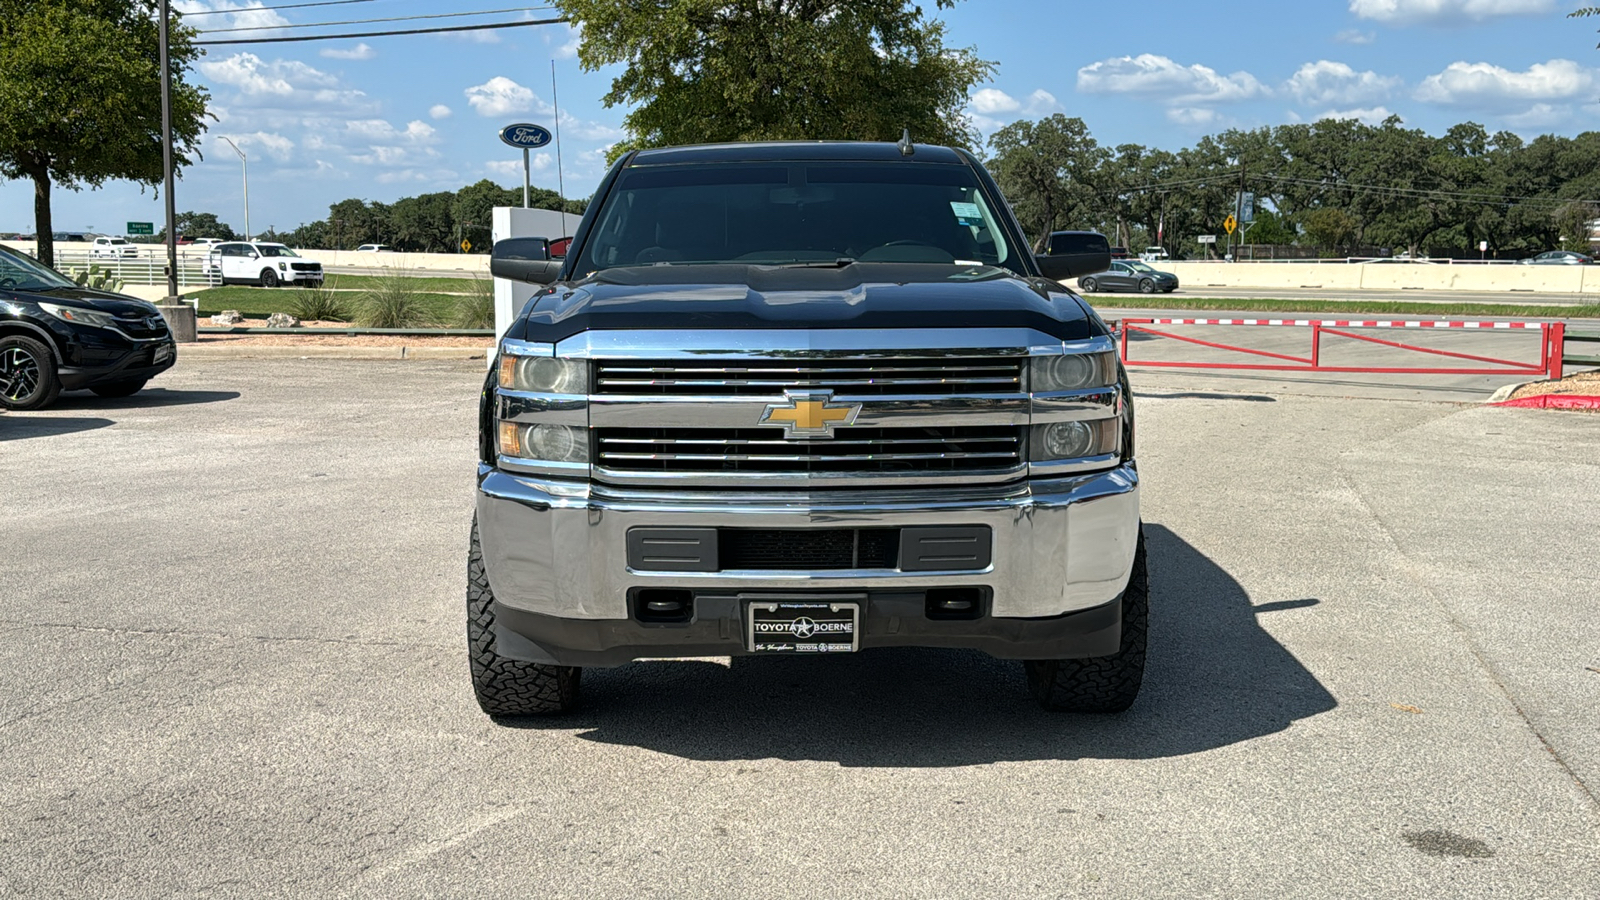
633,588,693,624
925,587,984,621
721,528,899,571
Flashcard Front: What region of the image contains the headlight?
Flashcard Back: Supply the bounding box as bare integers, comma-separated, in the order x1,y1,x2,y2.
278,262,287,270
39,302,119,330
498,422,589,463
1031,419,1119,461
498,354,589,393
1029,351,1117,392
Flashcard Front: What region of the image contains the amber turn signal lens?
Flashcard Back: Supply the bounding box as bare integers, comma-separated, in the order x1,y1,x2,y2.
498,355,518,390
498,421,521,457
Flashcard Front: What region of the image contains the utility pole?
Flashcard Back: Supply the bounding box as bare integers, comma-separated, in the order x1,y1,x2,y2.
154,0,195,342
220,136,250,241
1234,164,1246,262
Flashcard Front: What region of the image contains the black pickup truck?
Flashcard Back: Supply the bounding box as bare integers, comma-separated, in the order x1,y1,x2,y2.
471,140,1145,716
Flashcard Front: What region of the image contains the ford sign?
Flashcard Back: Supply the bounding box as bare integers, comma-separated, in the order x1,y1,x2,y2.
499,123,553,149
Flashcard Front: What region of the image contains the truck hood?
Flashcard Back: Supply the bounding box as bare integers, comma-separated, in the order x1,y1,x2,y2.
515,264,1099,343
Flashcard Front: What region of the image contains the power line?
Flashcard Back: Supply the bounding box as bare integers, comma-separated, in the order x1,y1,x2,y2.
197,5,558,35
193,16,564,45
183,0,380,16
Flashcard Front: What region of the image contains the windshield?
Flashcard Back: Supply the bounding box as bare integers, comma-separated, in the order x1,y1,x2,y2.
257,245,299,258
1124,261,1157,273
573,161,1018,276
0,245,78,291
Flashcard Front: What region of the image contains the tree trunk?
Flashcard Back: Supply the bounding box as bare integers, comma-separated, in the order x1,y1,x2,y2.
32,168,54,269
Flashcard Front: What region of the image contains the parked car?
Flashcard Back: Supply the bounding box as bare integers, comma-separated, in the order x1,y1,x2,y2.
204,241,323,287
1519,250,1592,265
1078,259,1180,294
89,236,140,259
0,244,175,410
1109,246,1134,260
355,243,388,252
1140,246,1169,261
549,236,572,258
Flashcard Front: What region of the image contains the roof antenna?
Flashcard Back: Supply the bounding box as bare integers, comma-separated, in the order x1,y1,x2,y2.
897,128,915,157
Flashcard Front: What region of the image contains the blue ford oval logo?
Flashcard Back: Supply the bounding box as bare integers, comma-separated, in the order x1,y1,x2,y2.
499,123,553,148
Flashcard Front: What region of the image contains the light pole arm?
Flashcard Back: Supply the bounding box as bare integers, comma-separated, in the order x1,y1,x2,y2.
219,136,250,242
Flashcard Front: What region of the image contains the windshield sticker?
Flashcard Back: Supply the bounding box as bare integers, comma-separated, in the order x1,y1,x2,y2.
949,201,983,226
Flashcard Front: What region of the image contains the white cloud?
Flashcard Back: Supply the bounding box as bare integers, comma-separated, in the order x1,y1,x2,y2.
214,131,294,161
1349,0,1553,23
429,104,453,120
1077,55,1267,104
176,1,290,33
545,23,582,59
1333,29,1376,44
200,53,337,97
1166,107,1224,126
1315,106,1396,125
970,88,1021,115
1502,103,1571,127
319,43,374,61
486,154,554,179
1287,61,1400,106
1023,89,1063,116
465,76,538,117
1415,59,1598,107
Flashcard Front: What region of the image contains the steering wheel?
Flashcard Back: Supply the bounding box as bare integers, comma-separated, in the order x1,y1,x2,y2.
0,275,19,290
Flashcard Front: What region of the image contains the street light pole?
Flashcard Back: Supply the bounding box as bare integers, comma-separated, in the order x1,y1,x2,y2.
154,0,195,341
220,136,250,241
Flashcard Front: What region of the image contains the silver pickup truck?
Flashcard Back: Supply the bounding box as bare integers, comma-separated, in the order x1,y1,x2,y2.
470,140,1145,716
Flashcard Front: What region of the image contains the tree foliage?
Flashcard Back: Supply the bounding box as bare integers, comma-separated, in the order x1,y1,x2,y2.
985,115,1600,259
559,0,993,157
0,0,209,267
265,180,588,252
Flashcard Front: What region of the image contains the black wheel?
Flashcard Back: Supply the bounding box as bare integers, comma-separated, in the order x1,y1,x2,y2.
1024,529,1148,713
1079,277,1098,293
1138,278,1156,294
0,335,62,411
91,378,148,399
467,519,581,715
259,269,279,288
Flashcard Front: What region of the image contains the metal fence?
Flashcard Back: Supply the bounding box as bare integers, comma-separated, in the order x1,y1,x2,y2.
51,250,219,288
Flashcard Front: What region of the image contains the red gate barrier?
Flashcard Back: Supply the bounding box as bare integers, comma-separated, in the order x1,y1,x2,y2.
1116,318,1565,381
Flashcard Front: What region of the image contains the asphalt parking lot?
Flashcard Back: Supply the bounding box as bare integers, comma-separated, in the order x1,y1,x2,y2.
2,358,1597,898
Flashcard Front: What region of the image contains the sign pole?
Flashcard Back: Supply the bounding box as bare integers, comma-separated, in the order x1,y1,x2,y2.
522,147,530,209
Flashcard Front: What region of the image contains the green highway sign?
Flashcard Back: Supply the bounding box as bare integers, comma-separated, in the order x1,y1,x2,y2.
126,222,154,235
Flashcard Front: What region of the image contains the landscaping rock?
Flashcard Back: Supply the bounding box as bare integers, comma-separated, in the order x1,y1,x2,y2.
211,310,245,326
266,313,301,328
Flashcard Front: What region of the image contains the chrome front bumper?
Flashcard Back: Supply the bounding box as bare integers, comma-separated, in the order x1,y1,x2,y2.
475,463,1140,621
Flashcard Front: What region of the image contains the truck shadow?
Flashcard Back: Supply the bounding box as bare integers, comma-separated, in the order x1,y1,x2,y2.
527,523,1337,765
0,415,114,441
48,388,241,410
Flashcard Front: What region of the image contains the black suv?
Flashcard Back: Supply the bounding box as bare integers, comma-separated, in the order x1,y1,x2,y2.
0,245,176,410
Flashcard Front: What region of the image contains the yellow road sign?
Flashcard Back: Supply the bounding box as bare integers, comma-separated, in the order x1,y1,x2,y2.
460,238,472,252
1223,215,1237,235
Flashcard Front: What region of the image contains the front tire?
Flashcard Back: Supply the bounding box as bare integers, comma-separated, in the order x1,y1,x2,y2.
1138,278,1157,294
0,335,62,411
1079,277,1098,293
91,378,148,399
259,269,279,288
467,519,581,716
1024,529,1148,713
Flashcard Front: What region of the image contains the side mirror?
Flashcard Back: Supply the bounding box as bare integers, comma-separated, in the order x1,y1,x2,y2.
490,237,563,285
1036,231,1111,280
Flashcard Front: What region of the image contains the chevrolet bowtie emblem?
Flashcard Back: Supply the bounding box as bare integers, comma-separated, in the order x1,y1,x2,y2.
760,390,861,439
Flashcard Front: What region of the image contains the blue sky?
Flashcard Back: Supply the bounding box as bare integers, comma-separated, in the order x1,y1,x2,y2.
5,0,1598,237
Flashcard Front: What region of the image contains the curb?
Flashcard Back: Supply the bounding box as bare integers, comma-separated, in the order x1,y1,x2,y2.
1491,394,1600,410
176,345,488,360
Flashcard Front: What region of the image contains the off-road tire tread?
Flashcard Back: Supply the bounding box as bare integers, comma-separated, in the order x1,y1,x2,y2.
1026,530,1148,713
0,335,62,411
466,520,580,715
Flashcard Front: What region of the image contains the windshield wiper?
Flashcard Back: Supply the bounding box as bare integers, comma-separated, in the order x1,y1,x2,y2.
773,257,856,268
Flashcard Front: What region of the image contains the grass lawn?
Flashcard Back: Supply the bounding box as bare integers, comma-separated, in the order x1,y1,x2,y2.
1089,296,1600,320
315,273,484,293
187,284,475,322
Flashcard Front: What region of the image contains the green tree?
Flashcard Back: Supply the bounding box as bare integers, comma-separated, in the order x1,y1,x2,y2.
0,0,209,267
156,211,236,242
986,115,1106,251
559,0,993,157
1302,207,1358,254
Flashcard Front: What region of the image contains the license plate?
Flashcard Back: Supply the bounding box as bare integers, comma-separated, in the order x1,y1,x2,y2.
747,601,860,654
153,343,173,364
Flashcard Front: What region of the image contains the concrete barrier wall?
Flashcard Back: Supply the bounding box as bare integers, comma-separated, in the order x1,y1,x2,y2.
1157,261,1594,294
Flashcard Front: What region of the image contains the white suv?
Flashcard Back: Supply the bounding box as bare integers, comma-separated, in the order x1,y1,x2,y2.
204,241,324,287
90,237,140,259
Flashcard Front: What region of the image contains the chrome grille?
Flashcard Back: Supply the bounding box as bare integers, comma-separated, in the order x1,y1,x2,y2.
595,426,1023,475
594,357,1023,396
